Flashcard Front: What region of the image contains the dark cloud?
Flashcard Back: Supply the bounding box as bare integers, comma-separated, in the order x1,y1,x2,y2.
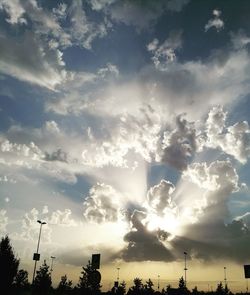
118,210,174,262
44,148,68,162
159,115,198,170
171,219,250,263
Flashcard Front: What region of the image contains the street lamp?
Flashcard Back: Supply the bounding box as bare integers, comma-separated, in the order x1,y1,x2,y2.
50,256,56,272
184,251,188,287
224,266,227,288
32,220,47,284
158,275,160,290
117,267,120,284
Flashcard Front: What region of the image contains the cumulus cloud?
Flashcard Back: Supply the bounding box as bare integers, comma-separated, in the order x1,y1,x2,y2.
120,210,175,262
183,160,240,194
68,0,109,50
205,106,250,163
157,114,199,170
83,183,123,223
0,0,26,24
16,208,52,243
49,209,77,227
13,206,77,243
205,9,224,32
146,180,176,215
147,30,182,70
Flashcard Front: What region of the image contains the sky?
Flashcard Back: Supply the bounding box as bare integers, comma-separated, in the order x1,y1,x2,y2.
1,0,250,292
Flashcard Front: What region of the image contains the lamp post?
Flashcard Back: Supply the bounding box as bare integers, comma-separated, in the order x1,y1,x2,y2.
158,275,160,290
184,251,188,287
32,220,46,284
50,256,56,272
117,267,120,284
224,266,227,288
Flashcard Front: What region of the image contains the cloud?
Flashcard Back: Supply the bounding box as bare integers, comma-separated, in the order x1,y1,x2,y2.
146,180,175,215
49,209,77,227
15,208,52,243
104,0,189,31
68,0,110,50
13,206,77,244
119,210,175,262
231,30,250,50
157,114,199,170
205,106,250,164
235,212,250,227
171,218,250,263
0,210,8,234
0,32,67,90
147,30,182,70
44,149,68,163
83,183,123,223
183,160,240,194
0,0,26,24
97,63,119,79
205,9,224,32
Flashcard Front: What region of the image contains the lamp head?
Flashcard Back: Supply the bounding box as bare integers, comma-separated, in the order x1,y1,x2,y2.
37,220,46,225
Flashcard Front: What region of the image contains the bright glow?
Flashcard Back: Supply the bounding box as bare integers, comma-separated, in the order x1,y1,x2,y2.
144,212,180,236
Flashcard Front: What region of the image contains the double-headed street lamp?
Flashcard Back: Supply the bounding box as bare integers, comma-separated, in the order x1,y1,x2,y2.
32,220,47,284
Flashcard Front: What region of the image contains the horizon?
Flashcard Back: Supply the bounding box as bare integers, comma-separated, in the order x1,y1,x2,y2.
1,0,250,294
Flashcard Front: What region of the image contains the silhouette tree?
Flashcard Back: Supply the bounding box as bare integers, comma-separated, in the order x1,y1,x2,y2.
13,269,29,292
192,286,199,295
33,260,52,295
57,274,72,294
179,276,188,294
216,282,224,295
127,278,144,295
78,261,101,294
166,284,172,292
0,235,20,293
224,284,230,295
144,279,154,295
117,281,126,295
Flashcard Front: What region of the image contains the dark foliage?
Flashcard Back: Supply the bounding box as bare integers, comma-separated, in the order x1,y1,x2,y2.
0,235,20,293
33,260,52,295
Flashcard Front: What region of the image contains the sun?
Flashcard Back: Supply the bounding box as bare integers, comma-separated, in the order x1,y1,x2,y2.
143,211,181,237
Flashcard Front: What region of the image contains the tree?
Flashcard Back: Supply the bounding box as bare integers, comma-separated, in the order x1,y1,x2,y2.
144,279,154,295
33,260,52,295
178,276,188,294
57,274,72,294
117,281,126,295
179,276,186,289
216,282,224,295
224,284,230,295
0,235,20,293
13,269,29,290
78,261,101,294
127,278,143,295
192,286,199,295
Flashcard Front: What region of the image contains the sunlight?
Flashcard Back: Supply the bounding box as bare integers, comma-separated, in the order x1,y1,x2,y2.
144,212,181,236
